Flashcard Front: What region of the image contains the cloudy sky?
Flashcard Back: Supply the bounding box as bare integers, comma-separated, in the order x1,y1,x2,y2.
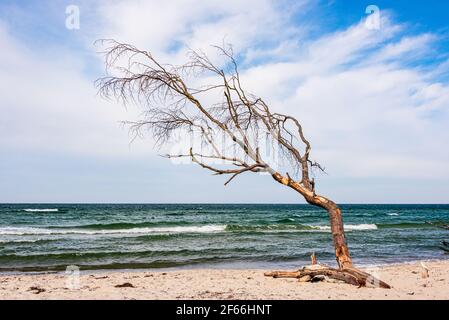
0,0,448,203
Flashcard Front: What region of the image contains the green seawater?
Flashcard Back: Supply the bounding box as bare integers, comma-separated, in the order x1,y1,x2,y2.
0,204,448,272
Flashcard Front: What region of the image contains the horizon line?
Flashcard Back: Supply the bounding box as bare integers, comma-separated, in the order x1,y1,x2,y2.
1,202,449,205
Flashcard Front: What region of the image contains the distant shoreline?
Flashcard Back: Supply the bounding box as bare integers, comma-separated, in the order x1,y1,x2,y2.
1,259,448,300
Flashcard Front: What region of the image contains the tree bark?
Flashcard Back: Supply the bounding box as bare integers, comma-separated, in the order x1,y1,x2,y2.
319,200,353,269
271,172,352,269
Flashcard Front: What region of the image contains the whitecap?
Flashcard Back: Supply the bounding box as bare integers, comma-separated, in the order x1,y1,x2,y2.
0,225,226,236
309,224,378,231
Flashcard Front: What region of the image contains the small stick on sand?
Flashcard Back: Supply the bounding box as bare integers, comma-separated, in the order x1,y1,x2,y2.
420,262,429,279
311,252,317,265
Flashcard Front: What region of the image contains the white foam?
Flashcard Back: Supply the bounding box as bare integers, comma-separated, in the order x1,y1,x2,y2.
0,239,47,243
0,225,226,236
309,224,378,231
387,213,399,216
23,209,59,212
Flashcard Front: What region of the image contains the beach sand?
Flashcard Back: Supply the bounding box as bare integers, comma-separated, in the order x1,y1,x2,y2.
0,260,448,300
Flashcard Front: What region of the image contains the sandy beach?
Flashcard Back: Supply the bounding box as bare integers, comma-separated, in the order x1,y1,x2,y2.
0,259,448,300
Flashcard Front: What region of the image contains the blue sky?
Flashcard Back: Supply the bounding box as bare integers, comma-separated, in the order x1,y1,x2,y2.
0,1,448,203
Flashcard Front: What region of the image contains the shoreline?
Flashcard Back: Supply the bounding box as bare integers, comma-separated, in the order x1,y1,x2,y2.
1,257,447,276
0,257,446,276
1,259,448,300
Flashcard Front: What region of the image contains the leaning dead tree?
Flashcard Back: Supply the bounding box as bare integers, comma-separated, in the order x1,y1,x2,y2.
97,40,390,288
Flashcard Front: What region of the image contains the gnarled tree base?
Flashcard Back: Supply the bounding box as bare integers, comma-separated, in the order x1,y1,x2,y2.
264,264,391,289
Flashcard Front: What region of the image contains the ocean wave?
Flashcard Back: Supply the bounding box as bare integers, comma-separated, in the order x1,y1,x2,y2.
0,247,252,262
225,223,378,232
0,239,54,244
377,222,434,229
23,209,59,212
55,221,203,230
226,224,311,232
387,213,399,216
310,224,378,231
0,225,226,236
276,218,296,223
59,222,159,230
0,223,380,236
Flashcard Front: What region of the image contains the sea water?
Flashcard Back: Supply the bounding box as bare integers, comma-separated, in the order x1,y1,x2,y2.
0,204,448,272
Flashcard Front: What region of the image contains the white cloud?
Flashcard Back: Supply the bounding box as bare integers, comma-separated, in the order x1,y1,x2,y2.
0,22,151,157
1,1,448,202
93,0,307,63
371,33,437,62
234,18,449,180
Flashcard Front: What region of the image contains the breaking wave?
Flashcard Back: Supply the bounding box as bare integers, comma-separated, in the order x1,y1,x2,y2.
0,225,226,236
0,223,383,236
310,224,378,231
225,223,378,232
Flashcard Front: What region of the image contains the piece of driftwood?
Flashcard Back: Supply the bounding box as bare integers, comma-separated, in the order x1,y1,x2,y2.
264,264,391,288
311,252,317,265
115,282,135,288
28,286,46,294
265,254,391,288
420,262,429,279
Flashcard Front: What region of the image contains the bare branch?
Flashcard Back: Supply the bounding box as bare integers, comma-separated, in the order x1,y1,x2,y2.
96,40,323,191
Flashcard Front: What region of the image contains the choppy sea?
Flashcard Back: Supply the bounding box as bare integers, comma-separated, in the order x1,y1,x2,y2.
0,204,448,272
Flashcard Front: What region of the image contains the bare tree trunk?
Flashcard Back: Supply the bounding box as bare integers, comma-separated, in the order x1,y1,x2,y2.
319,200,353,269
271,172,352,269
303,197,353,269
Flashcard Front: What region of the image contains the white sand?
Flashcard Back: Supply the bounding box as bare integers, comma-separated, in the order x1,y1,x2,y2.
0,260,448,300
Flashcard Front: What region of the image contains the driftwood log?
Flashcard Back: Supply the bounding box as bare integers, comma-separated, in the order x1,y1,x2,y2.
264,264,391,288
265,254,391,288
